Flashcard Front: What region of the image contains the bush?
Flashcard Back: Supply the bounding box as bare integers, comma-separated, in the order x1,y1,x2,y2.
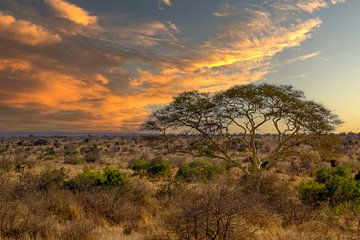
81,145,101,163
65,168,129,190
35,169,67,192
33,138,48,146
299,181,327,206
299,166,360,207
162,185,254,240
315,165,350,184
175,160,218,182
130,159,171,178
146,161,171,178
64,145,82,165
130,159,149,176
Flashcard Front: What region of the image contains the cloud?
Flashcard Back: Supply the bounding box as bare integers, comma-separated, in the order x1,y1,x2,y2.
129,14,323,93
0,12,61,46
296,0,346,13
160,0,172,6
45,0,97,26
330,0,346,4
213,3,239,17
0,58,32,72
297,0,328,13
0,0,347,131
285,51,321,64
109,21,179,47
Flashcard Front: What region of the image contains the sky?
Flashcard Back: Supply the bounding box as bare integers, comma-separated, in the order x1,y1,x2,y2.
0,0,358,132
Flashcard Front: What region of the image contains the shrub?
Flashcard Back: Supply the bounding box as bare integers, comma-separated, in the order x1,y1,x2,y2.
130,159,149,176
65,168,129,190
146,161,171,178
299,181,327,206
81,145,101,163
61,219,96,240
175,160,218,182
36,169,67,192
130,159,171,178
33,138,48,146
64,145,82,165
299,166,360,207
315,165,350,184
162,185,254,240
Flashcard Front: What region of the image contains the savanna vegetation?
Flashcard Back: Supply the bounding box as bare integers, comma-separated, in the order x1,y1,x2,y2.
1,84,360,239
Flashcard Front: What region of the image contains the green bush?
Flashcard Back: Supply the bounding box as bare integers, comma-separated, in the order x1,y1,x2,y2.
299,166,360,207
176,160,218,182
65,168,129,190
146,161,171,178
130,160,171,178
299,181,327,206
103,168,129,187
315,165,350,184
130,159,149,176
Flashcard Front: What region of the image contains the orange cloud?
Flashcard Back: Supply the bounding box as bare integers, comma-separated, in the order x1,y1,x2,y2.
160,0,172,6
0,13,61,46
45,0,97,26
0,58,171,130
297,0,328,13
296,0,346,13
123,17,323,129
0,59,32,72
0,1,346,131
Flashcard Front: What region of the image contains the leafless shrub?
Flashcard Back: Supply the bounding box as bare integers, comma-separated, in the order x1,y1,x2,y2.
162,184,256,240
61,219,97,240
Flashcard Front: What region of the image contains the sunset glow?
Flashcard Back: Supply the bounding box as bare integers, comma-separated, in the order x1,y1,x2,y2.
0,0,359,132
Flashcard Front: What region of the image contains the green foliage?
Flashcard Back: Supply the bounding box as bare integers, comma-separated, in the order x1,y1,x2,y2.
102,168,129,187
314,165,350,184
299,165,360,207
299,181,327,206
146,161,171,178
65,167,129,190
144,84,342,175
176,160,218,182
130,159,171,178
130,159,149,176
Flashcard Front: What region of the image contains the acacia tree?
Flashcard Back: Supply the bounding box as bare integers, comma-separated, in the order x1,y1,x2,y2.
143,84,342,174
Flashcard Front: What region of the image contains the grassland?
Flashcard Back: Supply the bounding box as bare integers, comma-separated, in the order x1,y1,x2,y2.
0,134,360,239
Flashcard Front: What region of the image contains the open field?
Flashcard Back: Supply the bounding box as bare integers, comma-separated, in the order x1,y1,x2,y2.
0,134,360,239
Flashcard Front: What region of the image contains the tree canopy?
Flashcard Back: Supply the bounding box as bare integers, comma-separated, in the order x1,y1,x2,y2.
143,84,342,174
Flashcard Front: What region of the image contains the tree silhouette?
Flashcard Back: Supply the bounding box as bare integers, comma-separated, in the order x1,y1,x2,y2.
143,84,342,174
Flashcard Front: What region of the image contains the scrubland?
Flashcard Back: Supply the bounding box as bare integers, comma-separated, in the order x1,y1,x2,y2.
1,134,360,239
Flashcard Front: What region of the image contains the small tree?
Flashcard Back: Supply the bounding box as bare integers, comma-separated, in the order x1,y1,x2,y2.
143,84,342,174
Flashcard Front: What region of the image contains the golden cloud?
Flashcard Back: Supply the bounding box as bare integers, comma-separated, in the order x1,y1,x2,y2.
0,13,61,46
45,0,97,26
0,0,347,131
160,0,172,6
296,0,346,13
297,0,328,13
0,58,32,72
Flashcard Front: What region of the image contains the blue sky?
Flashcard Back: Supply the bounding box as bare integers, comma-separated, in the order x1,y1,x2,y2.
0,0,358,132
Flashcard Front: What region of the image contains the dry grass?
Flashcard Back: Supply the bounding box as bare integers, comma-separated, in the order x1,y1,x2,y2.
0,134,359,239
